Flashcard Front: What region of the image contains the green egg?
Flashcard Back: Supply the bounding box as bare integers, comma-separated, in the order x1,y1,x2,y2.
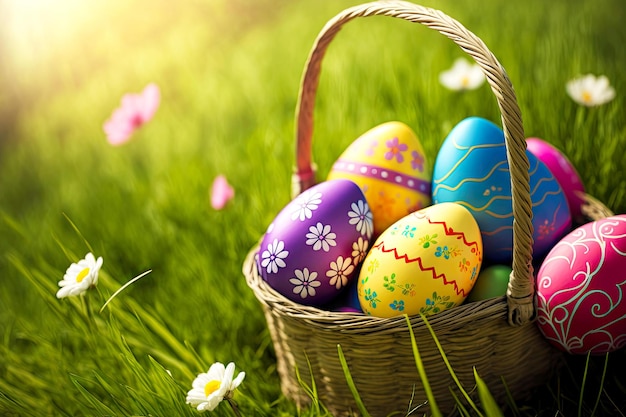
466,265,512,302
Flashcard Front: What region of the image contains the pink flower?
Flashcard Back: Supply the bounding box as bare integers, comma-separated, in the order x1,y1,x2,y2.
103,83,160,145
211,175,235,210
411,150,424,171
384,137,408,163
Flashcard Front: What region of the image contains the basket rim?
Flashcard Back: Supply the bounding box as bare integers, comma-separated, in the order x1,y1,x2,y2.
243,241,509,332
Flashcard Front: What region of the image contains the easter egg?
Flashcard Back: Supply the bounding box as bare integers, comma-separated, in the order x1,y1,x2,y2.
330,278,363,313
258,179,373,306
358,202,482,317
536,215,626,355
526,137,586,223
465,264,512,303
327,121,432,237
432,117,572,264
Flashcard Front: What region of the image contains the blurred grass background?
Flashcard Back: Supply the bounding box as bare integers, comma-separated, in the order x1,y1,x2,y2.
0,0,625,415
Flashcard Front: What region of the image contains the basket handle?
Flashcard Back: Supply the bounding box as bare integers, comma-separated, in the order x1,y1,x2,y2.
292,1,535,326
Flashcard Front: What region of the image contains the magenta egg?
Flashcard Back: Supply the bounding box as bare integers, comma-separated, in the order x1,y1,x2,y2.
526,138,585,222
257,179,373,306
536,214,626,355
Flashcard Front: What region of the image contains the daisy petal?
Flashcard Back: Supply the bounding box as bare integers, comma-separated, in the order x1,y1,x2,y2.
57,252,103,298
186,362,245,412
566,74,615,106
439,57,485,91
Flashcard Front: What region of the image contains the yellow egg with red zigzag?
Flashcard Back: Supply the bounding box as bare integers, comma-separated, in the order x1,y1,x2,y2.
358,202,483,317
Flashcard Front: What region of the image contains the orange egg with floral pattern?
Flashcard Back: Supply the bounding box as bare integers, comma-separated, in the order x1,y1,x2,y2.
328,122,432,237
358,202,483,318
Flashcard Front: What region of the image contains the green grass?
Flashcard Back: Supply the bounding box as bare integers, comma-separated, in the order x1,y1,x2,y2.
1,0,625,415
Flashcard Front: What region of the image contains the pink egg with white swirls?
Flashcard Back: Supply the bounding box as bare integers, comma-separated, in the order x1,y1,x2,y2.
536,214,626,355
257,179,373,306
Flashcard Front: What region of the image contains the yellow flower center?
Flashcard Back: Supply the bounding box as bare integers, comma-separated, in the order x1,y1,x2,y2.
76,267,90,283
582,90,593,104
461,76,470,88
204,380,221,397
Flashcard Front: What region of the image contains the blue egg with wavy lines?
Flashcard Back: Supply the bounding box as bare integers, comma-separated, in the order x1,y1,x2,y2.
432,117,571,264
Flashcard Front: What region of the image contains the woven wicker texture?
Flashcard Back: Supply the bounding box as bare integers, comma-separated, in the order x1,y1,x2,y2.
244,1,612,415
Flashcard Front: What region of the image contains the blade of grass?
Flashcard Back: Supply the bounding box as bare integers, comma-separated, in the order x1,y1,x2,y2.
183,340,210,371
578,353,592,417
420,314,483,416
70,374,120,416
449,388,471,417
589,353,610,417
405,385,428,416
126,304,198,370
294,353,321,415
474,368,504,417
51,232,78,264
603,391,626,417
337,344,372,417
0,211,27,239
121,334,192,380
62,213,95,254
0,375,46,412
100,269,152,313
404,314,442,417
500,376,521,417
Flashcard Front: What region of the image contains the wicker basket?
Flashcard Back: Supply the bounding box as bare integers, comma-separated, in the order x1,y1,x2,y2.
243,2,612,415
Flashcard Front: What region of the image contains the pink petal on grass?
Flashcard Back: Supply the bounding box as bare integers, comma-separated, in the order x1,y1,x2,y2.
103,83,161,146
134,83,160,122
211,175,235,210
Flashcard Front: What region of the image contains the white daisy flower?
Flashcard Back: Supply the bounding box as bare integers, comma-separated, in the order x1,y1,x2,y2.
305,222,337,252
56,252,103,299
289,268,321,299
439,57,485,91
291,189,322,221
566,74,615,107
326,256,354,290
351,237,369,264
186,362,245,412
260,239,289,274
348,200,373,238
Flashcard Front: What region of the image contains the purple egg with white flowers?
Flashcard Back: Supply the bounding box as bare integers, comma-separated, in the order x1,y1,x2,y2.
257,179,374,306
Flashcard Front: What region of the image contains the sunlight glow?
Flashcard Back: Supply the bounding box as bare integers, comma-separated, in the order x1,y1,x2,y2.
3,0,101,70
